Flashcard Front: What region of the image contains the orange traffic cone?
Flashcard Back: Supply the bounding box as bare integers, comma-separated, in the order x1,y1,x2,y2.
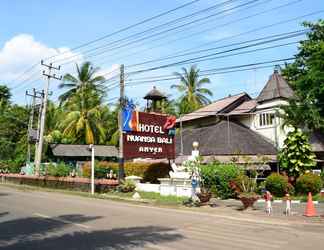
304,192,317,217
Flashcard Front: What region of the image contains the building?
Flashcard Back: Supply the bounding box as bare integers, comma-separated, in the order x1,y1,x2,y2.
175,69,324,170
49,144,118,167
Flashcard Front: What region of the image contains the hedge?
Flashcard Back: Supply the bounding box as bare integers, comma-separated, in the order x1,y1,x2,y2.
296,173,323,195
82,161,171,183
265,173,289,197
1,174,118,193
200,163,243,199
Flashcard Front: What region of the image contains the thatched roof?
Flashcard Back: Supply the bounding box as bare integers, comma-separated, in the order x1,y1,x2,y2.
175,120,277,156
144,86,166,100
257,70,294,103
50,144,118,157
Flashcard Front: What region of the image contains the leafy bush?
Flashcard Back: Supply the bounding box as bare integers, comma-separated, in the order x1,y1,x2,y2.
82,161,171,183
232,174,257,194
265,174,289,197
0,160,22,173
200,163,243,199
46,162,70,177
119,180,136,193
296,173,323,195
278,128,316,177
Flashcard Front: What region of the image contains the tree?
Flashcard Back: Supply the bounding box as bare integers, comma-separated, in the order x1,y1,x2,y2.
0,85,11,110
0,104,29,162
171,65,212,114
278,128,316,177
282,20,324,130
59,90,106,145
58,61,105,104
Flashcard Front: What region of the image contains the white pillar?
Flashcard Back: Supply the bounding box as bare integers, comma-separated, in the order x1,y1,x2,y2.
90,144,95,195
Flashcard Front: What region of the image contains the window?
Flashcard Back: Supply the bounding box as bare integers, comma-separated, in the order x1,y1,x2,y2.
259,113,275,127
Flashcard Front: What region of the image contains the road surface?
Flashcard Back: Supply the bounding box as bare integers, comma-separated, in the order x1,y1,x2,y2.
0,185,323,250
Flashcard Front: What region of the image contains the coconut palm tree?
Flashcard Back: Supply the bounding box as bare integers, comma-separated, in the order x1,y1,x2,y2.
59,90,106,144
58,61,105,104
171,65,212,114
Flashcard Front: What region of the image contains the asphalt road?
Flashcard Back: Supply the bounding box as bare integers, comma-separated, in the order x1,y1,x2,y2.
0,186,323,250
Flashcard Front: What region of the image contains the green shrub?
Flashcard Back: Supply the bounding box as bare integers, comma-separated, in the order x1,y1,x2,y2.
0,160,22,173
82,161,171,183
200,163,243,199
296,173,323,195
46,162,70,177
233,174,257,194
119,180,136,193
265,174,289,197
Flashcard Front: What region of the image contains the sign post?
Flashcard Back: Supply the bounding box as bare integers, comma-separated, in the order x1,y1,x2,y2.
89,144,95,195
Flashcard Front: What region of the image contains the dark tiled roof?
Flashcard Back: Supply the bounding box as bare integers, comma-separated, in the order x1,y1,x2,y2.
175,120,277,156
257,70,294,103
50,144,118,157
144,86,166,100
177,92,249,123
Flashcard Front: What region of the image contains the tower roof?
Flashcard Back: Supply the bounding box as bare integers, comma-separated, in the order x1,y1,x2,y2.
257,69,294,103
144,86,167,100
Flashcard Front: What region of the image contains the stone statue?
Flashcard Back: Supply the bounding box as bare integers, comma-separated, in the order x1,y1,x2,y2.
169,163,190,179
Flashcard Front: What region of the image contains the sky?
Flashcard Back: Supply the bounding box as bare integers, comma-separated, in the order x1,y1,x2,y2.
0,0,323,107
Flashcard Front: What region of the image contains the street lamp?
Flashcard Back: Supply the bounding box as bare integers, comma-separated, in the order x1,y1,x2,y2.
88,144,95,195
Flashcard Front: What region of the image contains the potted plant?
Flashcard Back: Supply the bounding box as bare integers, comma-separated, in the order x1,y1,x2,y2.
232,174,259,209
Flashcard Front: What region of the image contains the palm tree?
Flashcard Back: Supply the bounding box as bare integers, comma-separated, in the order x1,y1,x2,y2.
171,65,212,114
59,90,106,144
58,61,105,104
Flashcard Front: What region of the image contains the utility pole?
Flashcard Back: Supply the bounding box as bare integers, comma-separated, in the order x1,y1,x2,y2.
25,88,36,164
25,89,43,164
118,64,125,181
35,60,61,176
34,90,45,168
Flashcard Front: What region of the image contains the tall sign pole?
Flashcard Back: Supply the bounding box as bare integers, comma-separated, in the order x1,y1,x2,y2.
118,64,125,181
89,144,95,195
35,61,61,176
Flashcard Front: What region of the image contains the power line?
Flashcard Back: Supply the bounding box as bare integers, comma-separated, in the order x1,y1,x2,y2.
87,0,298,67
45,0,201,61
57,0,259,65
7,0,200,89
125,41,297,76
125,64,284,85
126,30,306,68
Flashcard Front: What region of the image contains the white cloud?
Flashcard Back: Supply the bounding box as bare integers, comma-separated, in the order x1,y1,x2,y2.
0,34,83,83
97,64,120,81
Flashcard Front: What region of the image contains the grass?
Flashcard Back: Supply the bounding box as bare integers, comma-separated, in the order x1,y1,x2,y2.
103,190,187,206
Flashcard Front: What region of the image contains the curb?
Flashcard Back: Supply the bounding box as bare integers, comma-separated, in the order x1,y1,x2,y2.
257,199,321,204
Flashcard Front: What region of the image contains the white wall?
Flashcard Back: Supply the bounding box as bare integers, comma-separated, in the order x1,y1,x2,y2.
237,99,292,149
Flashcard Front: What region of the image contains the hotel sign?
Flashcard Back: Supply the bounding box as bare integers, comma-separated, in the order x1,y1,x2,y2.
122,109,176,159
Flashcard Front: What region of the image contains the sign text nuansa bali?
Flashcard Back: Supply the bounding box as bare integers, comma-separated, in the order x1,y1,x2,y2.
122,106,176,159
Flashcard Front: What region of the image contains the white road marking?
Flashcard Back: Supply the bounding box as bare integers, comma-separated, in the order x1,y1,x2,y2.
33,213,91,229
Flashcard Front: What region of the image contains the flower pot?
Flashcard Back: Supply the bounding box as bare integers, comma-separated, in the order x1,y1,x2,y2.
239,194,259,209
197,192,212,203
